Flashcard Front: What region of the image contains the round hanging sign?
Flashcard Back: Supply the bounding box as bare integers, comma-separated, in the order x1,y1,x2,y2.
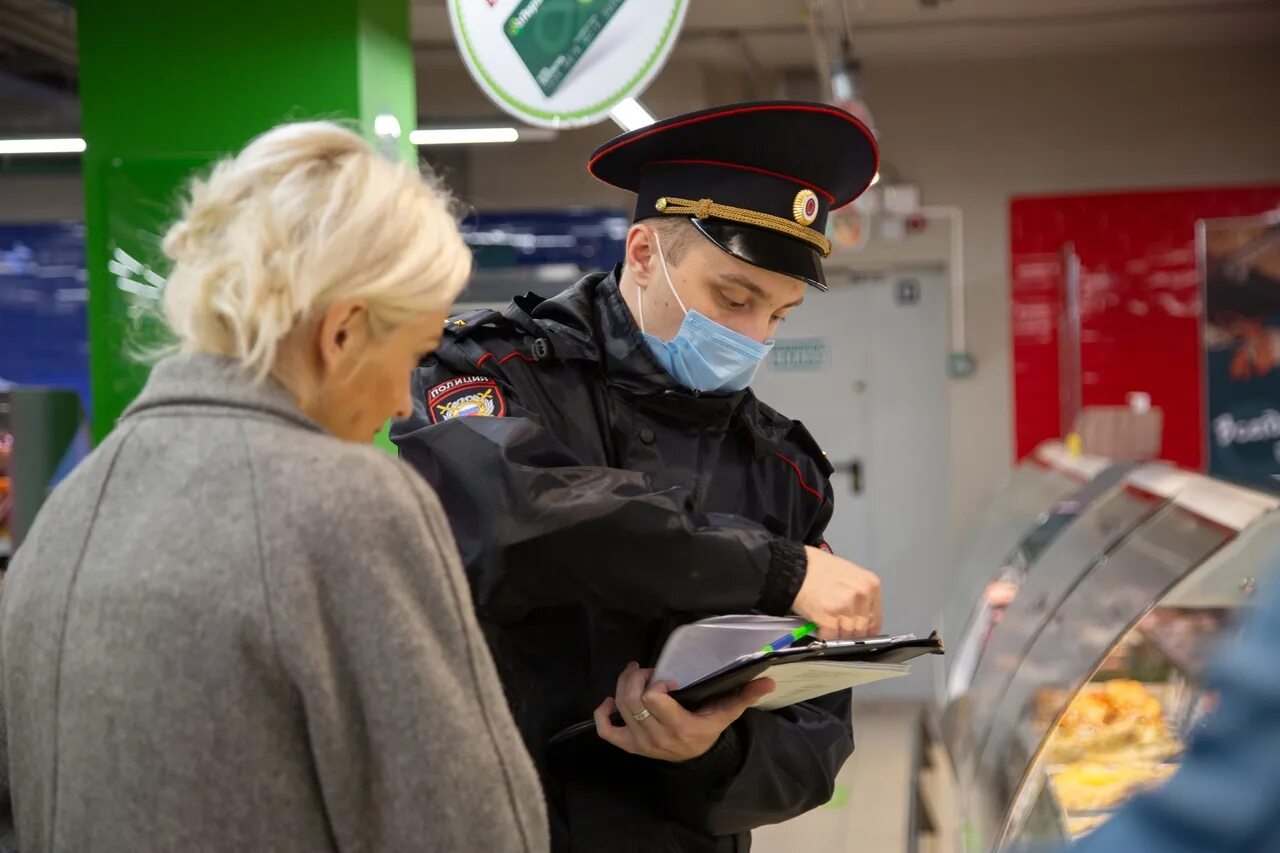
449,0,689,129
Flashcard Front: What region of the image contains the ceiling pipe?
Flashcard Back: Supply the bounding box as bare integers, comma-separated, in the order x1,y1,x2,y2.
918,206,970,365
0,21,77,67
415,0,1280,55
801,0,834,101
0,0,79,66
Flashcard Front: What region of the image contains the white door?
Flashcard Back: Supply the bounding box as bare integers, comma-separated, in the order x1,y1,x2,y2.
753,271,950,699
755,282,875,564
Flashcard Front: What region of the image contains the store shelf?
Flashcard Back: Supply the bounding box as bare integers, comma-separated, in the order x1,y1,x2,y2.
1034,442,1113,482
911,710,960,853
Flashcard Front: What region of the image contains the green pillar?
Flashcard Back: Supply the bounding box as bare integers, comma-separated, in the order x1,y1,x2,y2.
78,0,416,441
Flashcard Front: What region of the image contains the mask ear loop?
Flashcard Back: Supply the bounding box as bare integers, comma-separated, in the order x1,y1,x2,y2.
635,271,647,334
636,229,691,336
652,231,690,314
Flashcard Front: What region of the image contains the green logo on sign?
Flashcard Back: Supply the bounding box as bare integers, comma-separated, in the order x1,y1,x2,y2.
503,0,625,96
507,0,544,37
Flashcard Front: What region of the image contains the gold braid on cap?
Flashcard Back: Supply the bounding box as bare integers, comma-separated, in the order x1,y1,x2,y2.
655,196,832,257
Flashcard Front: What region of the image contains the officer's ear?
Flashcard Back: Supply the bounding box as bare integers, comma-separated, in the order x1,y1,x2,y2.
624,223,661,290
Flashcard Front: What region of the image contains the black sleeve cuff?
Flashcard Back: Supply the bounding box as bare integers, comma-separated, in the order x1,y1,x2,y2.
758,538,807,616
660,722,747,789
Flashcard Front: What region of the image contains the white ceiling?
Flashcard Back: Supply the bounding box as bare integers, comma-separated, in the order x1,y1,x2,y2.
412,0,1280,66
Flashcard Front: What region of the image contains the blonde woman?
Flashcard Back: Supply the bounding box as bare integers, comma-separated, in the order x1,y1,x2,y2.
0,123,547,852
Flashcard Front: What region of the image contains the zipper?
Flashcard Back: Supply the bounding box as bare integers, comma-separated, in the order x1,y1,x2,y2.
690,430,707,510
591,365,620,467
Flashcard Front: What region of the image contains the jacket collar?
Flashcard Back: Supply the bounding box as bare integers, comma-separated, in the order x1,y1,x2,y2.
527,268,795,449
122,352,325,434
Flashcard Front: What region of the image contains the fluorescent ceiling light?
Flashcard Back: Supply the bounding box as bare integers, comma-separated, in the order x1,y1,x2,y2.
609,98,655,132
410,127,519,145
0,137,86,155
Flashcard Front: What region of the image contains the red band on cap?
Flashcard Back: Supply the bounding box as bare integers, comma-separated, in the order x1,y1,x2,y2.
647,159,836,204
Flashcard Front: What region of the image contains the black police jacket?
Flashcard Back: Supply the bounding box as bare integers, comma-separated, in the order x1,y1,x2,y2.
391,269,853,852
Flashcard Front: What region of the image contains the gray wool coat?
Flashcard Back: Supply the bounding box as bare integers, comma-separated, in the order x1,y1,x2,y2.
0,354,547,852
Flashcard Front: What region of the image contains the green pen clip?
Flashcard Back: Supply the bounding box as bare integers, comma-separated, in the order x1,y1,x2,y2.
760,622,819,653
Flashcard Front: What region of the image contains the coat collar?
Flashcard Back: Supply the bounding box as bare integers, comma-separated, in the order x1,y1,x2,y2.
122,352,325,434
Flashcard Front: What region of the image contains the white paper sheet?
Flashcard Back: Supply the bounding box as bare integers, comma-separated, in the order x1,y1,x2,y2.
751,661,909,710
653,615,809,688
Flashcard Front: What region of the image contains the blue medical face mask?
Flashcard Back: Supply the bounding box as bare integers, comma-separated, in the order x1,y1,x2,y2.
637,233,775,394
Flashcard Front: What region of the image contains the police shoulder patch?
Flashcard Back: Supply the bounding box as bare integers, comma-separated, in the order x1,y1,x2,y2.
426,375,506,423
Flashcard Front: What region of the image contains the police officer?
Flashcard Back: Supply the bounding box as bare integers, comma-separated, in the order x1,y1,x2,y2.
392,101,883,851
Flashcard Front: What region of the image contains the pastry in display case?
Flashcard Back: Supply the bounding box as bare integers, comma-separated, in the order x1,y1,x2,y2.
1041,678,1180,766
961,472,1280,851
1038,676,1182,835
1049,760,1177,814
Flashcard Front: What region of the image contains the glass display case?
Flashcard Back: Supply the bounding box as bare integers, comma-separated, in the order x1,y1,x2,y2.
960,472,1280,850
940,442,1112,666
942,443,1121,715
943,452,1131,708
944,463,1204,790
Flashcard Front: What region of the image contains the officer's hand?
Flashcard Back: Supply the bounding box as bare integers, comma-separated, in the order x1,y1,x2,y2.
792,546,883,639
593,662,775,763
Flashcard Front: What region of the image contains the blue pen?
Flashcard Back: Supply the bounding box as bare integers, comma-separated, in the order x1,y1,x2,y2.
760,622,819,653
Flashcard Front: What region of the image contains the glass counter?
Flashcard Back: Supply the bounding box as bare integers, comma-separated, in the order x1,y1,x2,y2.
963,474,1280,850
945,464,1202,790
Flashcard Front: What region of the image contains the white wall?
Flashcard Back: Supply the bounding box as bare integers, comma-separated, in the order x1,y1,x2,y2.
872,45,1280,541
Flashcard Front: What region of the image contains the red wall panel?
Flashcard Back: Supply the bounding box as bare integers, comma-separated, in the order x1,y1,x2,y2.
1011,187,1280,469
